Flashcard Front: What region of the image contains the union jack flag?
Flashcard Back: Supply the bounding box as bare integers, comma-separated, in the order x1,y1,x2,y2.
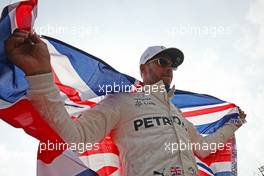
170,166,183,175
0,1,238,175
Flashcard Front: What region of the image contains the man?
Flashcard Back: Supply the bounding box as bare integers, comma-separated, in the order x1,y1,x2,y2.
5,29,246,176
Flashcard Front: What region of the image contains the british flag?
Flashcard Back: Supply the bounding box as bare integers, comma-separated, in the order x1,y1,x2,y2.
0,1,238,176
170,166,183,175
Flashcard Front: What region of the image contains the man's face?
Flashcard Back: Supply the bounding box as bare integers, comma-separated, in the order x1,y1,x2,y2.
140,54,174,86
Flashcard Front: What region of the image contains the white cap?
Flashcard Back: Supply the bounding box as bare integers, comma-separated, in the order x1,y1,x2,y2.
139,46,184,67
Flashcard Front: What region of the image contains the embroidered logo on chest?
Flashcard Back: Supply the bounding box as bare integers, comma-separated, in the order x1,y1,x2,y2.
134,94,156,107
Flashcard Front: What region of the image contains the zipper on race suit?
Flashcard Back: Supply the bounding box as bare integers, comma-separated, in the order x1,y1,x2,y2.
164,90,185,172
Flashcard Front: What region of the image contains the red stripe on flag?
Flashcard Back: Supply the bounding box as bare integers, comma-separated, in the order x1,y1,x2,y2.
0,99,65,164
96,166,118,176
52,70,97,107
15,0,37,31
198,169,213,176
196,138,234,166
183,103,236,118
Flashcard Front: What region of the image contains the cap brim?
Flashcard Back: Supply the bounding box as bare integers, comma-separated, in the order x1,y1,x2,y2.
159,48,184,67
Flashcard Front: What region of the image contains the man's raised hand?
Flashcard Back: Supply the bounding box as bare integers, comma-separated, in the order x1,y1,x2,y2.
5,29,51,76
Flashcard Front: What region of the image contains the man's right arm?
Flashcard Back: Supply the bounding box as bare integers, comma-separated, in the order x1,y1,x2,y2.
26,73,121,150
5,30,120,152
